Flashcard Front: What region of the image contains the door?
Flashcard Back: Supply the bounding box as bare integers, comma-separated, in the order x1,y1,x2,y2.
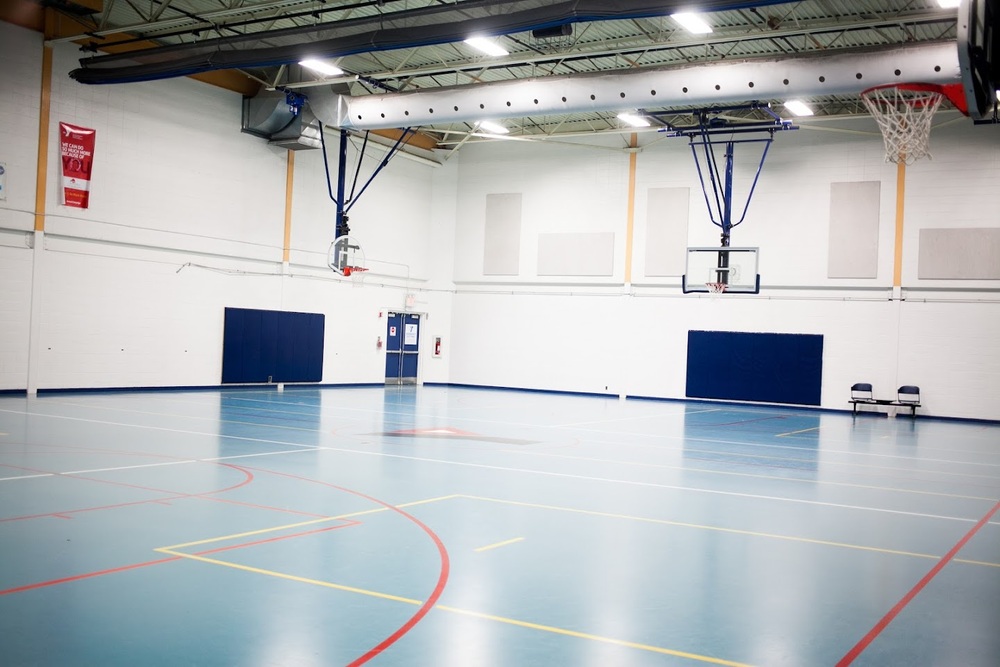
385,312,420,384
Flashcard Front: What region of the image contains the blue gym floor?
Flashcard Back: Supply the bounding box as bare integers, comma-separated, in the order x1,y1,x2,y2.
1,386,998,666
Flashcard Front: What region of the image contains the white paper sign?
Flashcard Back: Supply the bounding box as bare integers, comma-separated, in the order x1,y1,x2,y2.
404,323,418,345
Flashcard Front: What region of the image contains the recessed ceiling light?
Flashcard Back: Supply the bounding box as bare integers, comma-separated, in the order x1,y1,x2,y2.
671,13,713,34
478,120,510,135
617,112,651,127
784,100,814,116
299,59,344,77
464,36,509,57
936,0,960,8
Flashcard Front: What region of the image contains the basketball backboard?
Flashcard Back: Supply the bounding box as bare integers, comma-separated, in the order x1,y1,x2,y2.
958,0,1000,121
682,247,760,294
328,235,365,275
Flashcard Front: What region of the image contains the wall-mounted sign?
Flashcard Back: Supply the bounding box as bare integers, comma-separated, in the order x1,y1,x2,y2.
59,122,96,209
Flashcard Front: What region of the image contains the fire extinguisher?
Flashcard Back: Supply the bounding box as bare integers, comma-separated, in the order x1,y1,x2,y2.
434,337,441,356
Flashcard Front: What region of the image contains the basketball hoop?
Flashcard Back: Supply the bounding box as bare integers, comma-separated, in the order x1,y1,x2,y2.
861,83,954,164
343,265,368,287
706,282,728,294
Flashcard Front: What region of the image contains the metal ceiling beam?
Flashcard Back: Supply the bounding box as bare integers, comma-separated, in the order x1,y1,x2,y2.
278,9,955,92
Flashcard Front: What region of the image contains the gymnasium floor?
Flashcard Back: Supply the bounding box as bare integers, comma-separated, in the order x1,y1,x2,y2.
0,386,997,667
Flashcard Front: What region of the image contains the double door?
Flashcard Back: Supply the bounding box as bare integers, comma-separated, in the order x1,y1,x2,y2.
385,312,420,384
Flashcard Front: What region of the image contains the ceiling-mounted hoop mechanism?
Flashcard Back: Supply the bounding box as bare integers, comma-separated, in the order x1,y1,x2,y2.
656,102,796,265
319,123,416,241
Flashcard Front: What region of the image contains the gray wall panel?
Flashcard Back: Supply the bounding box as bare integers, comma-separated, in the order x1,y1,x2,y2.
645,187,689,277
918,228,1000,279
483,193,522,276
537,232,615,276
828,181,880,279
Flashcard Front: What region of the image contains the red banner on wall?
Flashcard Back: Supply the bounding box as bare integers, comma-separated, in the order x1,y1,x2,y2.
59,122,96,209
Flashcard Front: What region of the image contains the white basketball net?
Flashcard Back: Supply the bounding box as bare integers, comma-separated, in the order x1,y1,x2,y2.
861,86,944,164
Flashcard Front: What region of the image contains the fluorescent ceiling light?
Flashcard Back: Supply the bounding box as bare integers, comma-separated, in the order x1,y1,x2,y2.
478,120,510,135
936,0,960,8
464,36,509,57
671,12,713,34
617,112,651,127
299,59,344,76
784,100,814,117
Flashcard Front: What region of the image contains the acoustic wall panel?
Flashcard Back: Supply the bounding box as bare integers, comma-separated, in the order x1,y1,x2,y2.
918,228,1000,279
828,181,880,278
483,193,522,275
686,330,824,405
644,187,690,277
537,232,615,276
222,308,324,383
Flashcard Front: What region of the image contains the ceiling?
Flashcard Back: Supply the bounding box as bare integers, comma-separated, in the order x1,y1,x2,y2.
46,0,993,150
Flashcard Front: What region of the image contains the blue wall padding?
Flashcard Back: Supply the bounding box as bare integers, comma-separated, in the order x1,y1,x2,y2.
686,331,824,405
222,308,324,383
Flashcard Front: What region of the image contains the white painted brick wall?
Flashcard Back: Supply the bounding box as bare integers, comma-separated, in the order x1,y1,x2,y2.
2,21,997,419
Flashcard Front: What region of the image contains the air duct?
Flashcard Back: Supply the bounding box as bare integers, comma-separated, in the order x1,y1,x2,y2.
242,90,321,150
309,42,961,130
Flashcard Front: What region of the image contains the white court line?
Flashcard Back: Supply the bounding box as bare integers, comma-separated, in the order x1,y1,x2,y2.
202,447,327,462
0,409,324,450
315,446,989,523
497,448,1000,502
62,460,198,475
0,473,55,482
53,394,1000,465
555,408,721,428
0,448,325,482
554,427,1000,473
33,399,360,434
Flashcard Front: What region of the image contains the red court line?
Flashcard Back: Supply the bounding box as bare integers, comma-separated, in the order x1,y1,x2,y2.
247,467,451,667
0,463,256,523
0,556,182,595
836,499,1000,666
193,519,362,556
0,518,361,596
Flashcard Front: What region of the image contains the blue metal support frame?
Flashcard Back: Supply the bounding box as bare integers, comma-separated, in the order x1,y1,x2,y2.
320,126,415,239
654,102,795,288
659,102,795,259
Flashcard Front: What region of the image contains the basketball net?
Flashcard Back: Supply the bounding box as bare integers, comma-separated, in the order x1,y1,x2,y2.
343,265,368,288
861,84,944,164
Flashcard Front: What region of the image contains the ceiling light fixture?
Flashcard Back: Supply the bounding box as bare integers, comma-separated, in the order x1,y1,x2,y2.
784,100,814,116
464,36,510,57
617,112,651,127
936,0,960,8
478,120,510,135
671,12,713,34
299,59,344,77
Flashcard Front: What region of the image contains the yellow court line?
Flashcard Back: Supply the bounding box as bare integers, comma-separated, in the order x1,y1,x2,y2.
157,548,751,666
160,494,460,550
436,605,753,667
776,426,821,437
156,549,424,605
474,536,525,552
457,494,1000,567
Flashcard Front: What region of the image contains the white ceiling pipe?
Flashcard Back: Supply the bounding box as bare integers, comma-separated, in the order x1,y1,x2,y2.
309,42,960,130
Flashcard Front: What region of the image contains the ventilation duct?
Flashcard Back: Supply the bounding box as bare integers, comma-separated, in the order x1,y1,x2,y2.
242,90,321,150
309,43,961,131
